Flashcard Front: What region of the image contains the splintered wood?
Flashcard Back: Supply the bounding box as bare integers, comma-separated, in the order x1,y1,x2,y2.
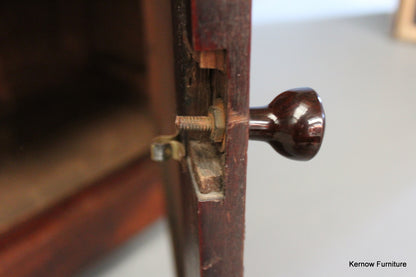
198,50,226,71
188,141,222,194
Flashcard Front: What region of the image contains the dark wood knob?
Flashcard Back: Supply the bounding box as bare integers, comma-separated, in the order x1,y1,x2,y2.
249,87,325,161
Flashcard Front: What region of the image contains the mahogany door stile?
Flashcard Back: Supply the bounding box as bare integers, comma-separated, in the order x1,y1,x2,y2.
170,0,252,276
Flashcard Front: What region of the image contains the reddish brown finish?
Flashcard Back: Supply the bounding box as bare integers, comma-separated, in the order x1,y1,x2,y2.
249,88,325,161
0,157,164,277
170,0,251,276
141,1,185,276
0,1,169,276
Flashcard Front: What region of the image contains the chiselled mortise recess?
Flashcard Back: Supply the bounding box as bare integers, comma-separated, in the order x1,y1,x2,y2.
198,50,226,71
151,49,228,195
187,142,224,200
187,157,224,201
181,50,227,195
175,99,226,194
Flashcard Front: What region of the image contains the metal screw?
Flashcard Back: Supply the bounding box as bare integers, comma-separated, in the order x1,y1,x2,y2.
175,116,213,132
174,100,225,143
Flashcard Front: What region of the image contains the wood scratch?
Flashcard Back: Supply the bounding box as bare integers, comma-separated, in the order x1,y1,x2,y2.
202,255,222,271
228,110,248,127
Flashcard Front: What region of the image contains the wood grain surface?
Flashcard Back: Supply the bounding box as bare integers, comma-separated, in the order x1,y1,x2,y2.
171,0,252,276
141,1,185,276
0,157,164,277
0,1,165,275
0,106,154,234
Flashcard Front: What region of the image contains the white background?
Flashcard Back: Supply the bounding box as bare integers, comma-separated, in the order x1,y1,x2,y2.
253,0,397,24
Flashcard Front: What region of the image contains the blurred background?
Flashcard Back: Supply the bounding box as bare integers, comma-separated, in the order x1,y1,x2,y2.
252,0,397,24
73,0,414,276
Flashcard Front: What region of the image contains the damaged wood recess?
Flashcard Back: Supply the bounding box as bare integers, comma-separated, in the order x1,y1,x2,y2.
188,141,223,195
198,50,226,71
181,49,227,195
170,0,251,276
150,49,227,194
150,52,226,195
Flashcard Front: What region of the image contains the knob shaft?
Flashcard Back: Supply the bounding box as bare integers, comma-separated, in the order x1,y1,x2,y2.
249,87,325,161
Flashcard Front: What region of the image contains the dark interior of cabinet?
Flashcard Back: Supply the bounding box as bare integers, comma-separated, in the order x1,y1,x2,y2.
0,0,154,234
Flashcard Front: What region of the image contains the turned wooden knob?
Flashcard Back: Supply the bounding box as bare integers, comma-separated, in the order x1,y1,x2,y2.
249,87,325,161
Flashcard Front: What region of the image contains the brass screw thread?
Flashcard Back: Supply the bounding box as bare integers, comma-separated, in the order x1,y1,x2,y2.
175,116,212,132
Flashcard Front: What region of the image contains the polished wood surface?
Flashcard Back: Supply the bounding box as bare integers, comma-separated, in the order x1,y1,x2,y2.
0,1,166,275
0,105,154,234
141,1,184,276
249,88,325,160
0,157,164,277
